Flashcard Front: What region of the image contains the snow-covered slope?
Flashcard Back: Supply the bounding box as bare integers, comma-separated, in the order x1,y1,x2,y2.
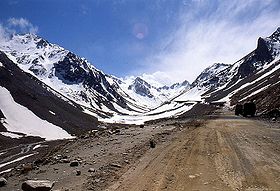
0,34,192,125
0,34,150,118
170,27,280,114
0,51,98,140
119,76,190,108
203,27,280,104
0,86,73,140
192,63,230,88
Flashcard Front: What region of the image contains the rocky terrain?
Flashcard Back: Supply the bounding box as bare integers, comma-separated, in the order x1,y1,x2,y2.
0,107,279,191
0,113,201,190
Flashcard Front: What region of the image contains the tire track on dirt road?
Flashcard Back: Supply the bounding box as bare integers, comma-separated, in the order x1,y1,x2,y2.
106,115,280,191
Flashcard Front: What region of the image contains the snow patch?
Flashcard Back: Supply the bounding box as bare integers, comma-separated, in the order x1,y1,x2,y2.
0,153,36,168
33,144,41,150
175,87,206,102
101,102,194,125
0,152,6,156
0,132,23,139
0,168,12,175
49,110,56,115
0,86,74,140
240,83,278,102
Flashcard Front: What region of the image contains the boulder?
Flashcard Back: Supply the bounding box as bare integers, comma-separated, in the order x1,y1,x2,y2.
76,170,81,176
60,159,70,163
21,163,33,174
88,168,95,173
0,177,7,187
21,180,54,191
70,160,79,167
150,140,156,148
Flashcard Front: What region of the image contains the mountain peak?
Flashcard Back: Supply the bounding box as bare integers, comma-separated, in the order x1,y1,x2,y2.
128,77,153,98
267,27,280,42
255,37,273,61
181,80,190,86
11,33,39,42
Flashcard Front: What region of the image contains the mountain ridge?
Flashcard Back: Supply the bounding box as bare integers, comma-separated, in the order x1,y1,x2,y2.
0,33,192,114
0,27,279,140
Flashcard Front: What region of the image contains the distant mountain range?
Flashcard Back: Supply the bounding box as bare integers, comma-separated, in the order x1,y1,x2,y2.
0,27,279,140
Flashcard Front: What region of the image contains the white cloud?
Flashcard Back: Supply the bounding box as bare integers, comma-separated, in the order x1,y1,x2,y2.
137,0,280,84
0,18,38,43
141,72,174,87
0,24,9,42
0,24,13,43
7,17,38,34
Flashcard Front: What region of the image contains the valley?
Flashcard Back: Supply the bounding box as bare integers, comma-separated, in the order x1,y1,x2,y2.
0,108,279,190
0,17,279,191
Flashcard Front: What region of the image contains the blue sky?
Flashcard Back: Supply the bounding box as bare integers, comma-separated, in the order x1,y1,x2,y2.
0,0,280,84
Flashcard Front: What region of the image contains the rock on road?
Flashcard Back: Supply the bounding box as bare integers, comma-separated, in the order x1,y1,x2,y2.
106,114,280,191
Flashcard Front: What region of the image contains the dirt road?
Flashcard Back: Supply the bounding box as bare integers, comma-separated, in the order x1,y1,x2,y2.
106,115,280,191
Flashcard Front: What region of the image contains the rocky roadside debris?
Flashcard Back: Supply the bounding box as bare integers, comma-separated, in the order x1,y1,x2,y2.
88,168,95,173
0,120,195,191
21,180,54,191
149,140,156,148
69,160,79,167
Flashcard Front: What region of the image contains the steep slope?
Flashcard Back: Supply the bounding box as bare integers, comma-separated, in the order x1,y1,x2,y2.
128,77,154,98
204,27,280,106
0,34,148,119
166,27,280,116
192,63,230,88
230,59,280,114
0,51,98,140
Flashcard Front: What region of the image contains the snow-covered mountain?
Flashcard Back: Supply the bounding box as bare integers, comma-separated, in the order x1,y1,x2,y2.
119,76,190,108
192,63,230,88
0,33,191,123
204,27,280,104
174,27,280,114
0,27,279,140
0,34,154,119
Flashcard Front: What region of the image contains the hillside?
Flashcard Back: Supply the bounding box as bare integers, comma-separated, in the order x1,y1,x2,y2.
0,51,98,142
